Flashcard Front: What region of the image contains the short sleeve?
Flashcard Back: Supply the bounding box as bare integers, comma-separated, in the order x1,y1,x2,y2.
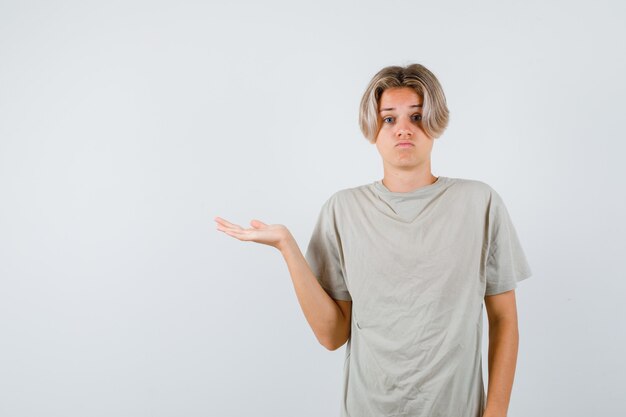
305,196,352,301
484,188,533,296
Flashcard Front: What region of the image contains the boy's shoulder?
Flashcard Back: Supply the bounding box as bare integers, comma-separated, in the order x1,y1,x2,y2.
446,176,495,193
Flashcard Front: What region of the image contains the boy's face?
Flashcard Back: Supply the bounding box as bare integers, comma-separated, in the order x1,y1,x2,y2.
375,87,434,171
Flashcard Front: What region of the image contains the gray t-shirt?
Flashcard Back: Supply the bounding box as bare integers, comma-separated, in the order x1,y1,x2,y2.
305,176,533,417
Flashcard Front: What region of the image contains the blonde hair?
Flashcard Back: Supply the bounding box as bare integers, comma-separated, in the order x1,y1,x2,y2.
359,63,450,143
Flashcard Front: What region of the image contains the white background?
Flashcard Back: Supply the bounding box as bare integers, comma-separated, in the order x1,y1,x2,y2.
1,1,624,416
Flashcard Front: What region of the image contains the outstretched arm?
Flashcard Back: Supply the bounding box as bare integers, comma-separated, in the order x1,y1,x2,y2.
483,289,519,417
214,216,351,350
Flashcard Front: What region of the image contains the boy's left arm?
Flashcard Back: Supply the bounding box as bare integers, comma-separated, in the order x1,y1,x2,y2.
483,289,520,417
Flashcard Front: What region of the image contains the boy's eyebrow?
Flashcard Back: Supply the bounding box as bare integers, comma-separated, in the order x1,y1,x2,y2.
379,104,422,112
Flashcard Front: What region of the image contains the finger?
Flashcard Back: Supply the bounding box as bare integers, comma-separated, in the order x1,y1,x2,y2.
214,217,244,230
219,227,256,241
216,223,248,234
250,219,268,229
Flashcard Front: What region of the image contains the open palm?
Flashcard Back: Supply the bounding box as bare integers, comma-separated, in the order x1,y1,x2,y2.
214,216,291,250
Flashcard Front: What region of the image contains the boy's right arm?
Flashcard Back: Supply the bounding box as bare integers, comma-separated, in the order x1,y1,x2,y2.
279,234,351,351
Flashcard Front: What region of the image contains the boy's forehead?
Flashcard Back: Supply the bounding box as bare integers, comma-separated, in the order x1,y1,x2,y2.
379,100,423,113
379,88,423,108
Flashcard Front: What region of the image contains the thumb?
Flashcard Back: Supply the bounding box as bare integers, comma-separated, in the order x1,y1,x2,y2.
250,219,268,229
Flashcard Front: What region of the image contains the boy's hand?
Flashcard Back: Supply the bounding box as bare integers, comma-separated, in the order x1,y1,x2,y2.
214,216,292,251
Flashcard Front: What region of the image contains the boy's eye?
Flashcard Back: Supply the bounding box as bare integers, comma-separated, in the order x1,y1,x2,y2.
382,114,422,123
